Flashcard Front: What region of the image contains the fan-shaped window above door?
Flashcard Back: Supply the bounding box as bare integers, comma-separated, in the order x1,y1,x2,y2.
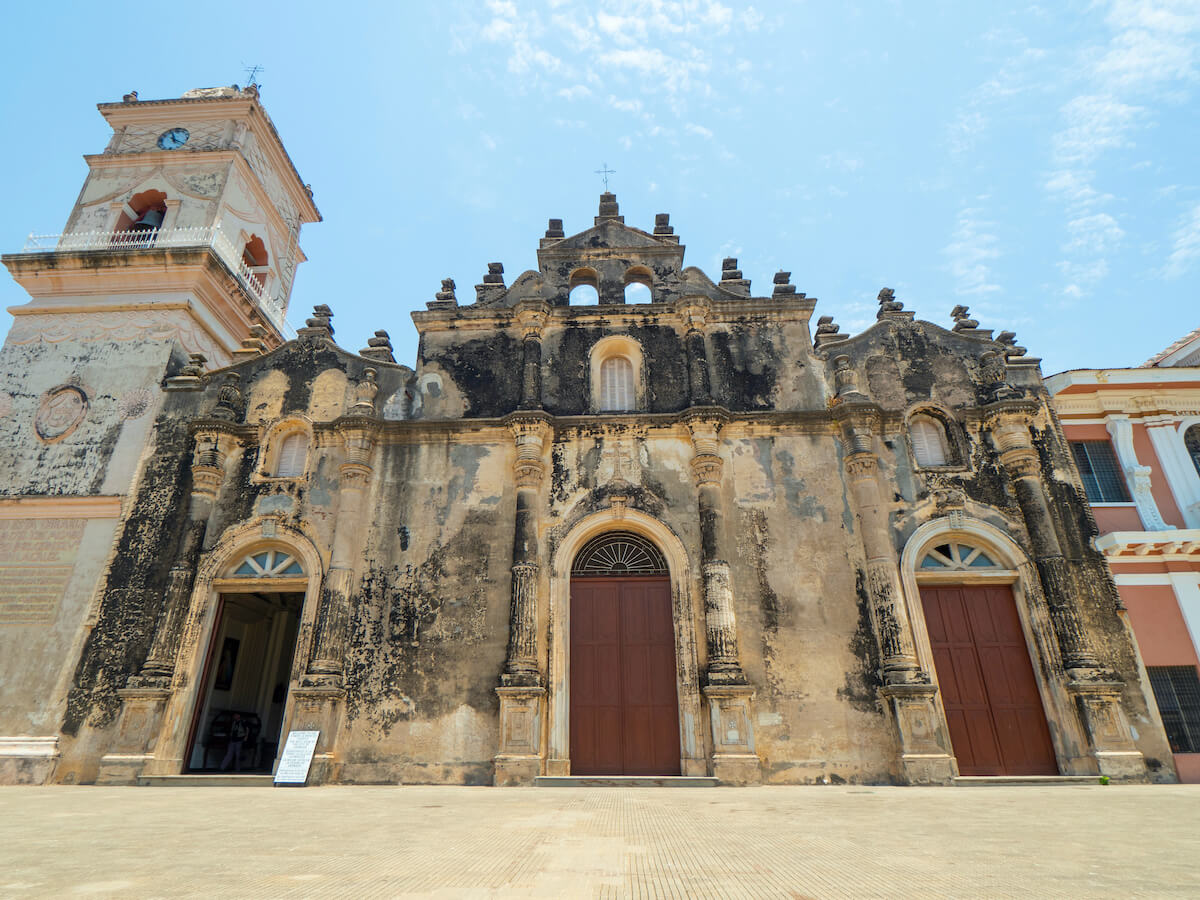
918,541,1002,571
230,549,304,577
572,531,668,576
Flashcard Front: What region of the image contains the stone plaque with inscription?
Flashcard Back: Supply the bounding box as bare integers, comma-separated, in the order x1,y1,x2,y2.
0,518,85,625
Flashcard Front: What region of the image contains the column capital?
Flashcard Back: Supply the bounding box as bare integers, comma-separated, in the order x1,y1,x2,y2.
514,300,551,338
843,450,879,480
504,410,553,440
677,298,711,333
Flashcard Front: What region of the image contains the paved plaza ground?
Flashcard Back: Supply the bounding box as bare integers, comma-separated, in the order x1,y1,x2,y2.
1,783,1196,898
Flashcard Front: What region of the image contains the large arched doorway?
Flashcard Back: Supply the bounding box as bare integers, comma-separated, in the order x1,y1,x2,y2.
915,539,1058,776
182,547,306,774
569,531,681,776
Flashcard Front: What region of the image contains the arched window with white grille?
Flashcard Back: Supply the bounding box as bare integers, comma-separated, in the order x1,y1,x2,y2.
600,356,635,411
275,432,308,477
909,415,951,467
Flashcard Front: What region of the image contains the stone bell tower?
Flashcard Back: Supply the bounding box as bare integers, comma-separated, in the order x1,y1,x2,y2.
0,87,319,783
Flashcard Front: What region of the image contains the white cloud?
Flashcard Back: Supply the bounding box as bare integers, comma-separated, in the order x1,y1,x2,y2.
1163,203,1200,278
481,133,497,151
1063,212,1125,254
685,122,713,138
821,152,863,173
1046,0,1200,297
608,95,643,113
944,208,1002,296
558,85,592,101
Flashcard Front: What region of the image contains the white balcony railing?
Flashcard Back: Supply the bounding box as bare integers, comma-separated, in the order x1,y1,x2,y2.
21,225,289,333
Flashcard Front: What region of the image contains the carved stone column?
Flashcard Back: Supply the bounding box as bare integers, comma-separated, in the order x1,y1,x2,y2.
515,301,548,410
495,412,551,784
99,425,241,785
684,411,760,784
137,428,237,683
834,400,952,783
307,415,378,678
986,401,1147,781
680,302,711,406
298,387,379,784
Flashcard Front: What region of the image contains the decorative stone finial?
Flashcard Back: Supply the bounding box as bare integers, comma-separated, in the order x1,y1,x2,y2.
773,271,797,296
351,368,380,415
594,193,624,224
181,353,207,378
721,258,743,280
428,278,458,310
297,304,334,342
545,218,564,239
360,330,396,364
995,331,1028,359
814,315,849,350
475,265,508,306
876,287,905,318
951,305,980,332
654,213,674,235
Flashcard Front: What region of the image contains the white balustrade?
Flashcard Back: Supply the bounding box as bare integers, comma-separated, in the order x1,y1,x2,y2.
20,225,289,333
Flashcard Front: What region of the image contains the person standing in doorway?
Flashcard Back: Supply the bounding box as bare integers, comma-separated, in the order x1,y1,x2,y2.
221,713,249,772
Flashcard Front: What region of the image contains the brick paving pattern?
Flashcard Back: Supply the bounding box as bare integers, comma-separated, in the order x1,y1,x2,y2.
1,784,1196,898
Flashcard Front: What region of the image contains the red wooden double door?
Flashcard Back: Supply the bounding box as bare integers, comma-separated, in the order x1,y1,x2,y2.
920,584,1058,776
570,576,681,776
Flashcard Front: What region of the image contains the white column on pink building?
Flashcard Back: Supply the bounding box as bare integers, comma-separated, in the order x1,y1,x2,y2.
1105,414,1168,531
1144,415,1200,530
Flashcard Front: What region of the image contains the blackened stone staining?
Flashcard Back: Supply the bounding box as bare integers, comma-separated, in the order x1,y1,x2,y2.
8,188,1167,789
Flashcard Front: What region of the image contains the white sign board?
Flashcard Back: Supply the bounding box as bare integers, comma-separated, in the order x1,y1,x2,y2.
274,730,320,786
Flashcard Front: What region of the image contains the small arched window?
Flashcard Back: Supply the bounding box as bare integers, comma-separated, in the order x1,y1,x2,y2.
275,432,308,477
910,415,951,467
600,356,635,411
1186,424,1200,478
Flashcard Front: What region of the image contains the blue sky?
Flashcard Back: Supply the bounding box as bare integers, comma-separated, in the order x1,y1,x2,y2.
2,1,1198,375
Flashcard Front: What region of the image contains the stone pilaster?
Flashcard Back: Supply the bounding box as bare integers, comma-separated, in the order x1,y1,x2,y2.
837,415,920,683
684,411,760,783
134,426,240,686
680,302,711,406
307,415,378,680
102,426,241,784
495,412,551,784
835,404,952,783
515,302,548,410
986,403,1101,673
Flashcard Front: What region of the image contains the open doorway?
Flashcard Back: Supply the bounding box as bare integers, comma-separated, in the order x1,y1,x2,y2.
185,592,302,774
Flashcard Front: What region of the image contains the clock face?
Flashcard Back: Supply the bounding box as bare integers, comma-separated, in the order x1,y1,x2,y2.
157,127,190,150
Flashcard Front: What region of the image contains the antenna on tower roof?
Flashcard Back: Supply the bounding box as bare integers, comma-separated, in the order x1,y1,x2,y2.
242,64,265,88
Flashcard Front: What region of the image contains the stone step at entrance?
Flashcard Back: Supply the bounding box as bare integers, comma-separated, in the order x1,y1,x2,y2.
953,775,1103,786
534,776,720,787
138,774,276,787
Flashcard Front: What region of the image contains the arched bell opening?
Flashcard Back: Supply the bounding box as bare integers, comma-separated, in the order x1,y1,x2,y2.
112,189,168,246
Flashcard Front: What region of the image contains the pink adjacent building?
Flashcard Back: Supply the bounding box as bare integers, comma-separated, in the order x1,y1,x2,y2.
1047,329,1200,782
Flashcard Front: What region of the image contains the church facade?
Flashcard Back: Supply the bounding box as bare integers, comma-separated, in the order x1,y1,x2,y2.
0,89,1178,786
